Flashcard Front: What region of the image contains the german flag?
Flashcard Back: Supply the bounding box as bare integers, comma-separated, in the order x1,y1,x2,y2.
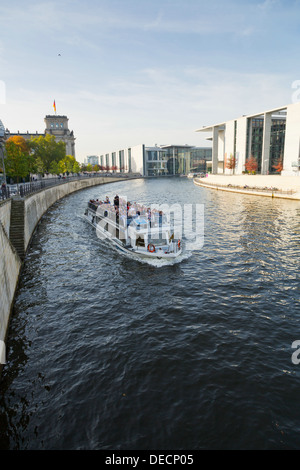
53,100,56,113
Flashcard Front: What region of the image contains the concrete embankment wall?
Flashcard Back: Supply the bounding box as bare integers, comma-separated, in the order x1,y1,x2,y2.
24,176,123,251
0,176,127,363
0,199,22,354
194,174,300,200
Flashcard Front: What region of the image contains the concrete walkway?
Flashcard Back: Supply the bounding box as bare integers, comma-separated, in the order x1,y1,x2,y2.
193,174,300,200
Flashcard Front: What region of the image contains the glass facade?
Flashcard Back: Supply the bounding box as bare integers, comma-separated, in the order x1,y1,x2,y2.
112,152,116,170
128,148,132,173
119,150,125,172
269,119,286,174
145,148,168,176
190,148,212,172
246,118,264,173
246,116,286,174
144,146,212,176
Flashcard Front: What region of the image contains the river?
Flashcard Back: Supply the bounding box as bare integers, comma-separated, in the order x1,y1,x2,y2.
1,177,300,450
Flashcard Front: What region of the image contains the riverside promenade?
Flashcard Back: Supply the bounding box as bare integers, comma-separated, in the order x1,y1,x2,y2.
194,174,300,200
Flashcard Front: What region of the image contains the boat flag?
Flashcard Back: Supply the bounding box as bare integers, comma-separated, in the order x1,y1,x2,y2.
53,100,56,114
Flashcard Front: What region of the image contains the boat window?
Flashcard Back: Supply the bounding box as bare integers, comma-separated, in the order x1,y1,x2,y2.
136,235,145,247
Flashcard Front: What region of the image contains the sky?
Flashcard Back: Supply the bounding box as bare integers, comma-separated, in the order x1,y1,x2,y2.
0,0,300,162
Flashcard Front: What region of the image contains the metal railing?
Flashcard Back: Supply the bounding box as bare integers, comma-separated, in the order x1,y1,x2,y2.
0,173,141,201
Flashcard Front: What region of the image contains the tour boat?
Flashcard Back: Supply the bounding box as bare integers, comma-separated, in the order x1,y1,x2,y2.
83,197,182,260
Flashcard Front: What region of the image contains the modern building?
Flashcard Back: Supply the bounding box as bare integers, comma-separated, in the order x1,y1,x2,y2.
100,144,212,176
85,155,99,166
196,102,300,176
5,114,76,157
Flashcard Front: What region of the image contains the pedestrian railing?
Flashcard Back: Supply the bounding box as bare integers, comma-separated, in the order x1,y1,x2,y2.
0,173,141,201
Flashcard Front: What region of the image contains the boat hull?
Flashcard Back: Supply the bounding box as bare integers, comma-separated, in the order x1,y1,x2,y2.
83,210,182,260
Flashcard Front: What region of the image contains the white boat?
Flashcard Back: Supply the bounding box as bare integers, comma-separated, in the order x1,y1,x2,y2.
83,197,182,260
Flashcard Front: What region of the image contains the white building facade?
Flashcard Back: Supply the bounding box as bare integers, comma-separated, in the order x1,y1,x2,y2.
99,144,144,175
99,144,212,176
197,102,300,176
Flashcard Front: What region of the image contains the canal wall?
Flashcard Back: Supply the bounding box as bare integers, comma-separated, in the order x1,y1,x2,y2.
0,200,22,358
194,174,300,200
0,176,129,366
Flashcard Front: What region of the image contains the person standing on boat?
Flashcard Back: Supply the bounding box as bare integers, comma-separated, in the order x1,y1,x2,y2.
114,195,119,209
147,207,152,228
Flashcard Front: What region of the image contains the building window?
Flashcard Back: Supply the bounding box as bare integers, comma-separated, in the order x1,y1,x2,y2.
119,150,124,172
128,148,132,172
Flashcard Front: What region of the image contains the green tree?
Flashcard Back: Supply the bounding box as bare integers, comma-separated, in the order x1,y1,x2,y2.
86,163,93,172
5,136,32,187
30,134,66,173
49,160,60,175
93,164,100,172
73,161,81,174
58,155,74,174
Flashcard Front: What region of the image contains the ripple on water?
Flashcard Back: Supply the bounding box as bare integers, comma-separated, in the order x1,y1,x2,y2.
1,179,300,450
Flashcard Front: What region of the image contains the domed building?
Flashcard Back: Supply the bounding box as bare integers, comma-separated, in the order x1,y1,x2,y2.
4,114,76,157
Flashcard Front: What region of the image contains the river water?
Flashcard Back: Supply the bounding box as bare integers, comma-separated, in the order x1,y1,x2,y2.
1,177,300,450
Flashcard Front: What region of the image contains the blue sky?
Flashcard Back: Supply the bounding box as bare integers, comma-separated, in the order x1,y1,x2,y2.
0,0,300,162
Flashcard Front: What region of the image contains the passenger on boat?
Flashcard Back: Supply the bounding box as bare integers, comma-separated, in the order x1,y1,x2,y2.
105,196,110,203
128,205,136,217
114,195,119,208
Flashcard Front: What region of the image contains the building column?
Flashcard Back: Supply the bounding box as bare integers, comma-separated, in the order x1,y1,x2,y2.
261,112,272,175
212,126,219,174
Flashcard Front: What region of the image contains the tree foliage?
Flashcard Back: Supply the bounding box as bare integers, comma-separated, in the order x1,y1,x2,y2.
226,154,236,172
58,155,76,174
30,134,66,173
5,136,35,183
272,156,283,173
244,155,258,174
3,134,82,182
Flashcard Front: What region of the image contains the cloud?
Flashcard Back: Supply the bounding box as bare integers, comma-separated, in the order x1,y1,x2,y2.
258,0,280,10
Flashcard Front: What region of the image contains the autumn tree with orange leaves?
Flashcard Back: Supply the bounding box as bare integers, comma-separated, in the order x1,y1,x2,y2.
272,155,283,173
244,155,258,174
5,136,36,186
226,154,236,174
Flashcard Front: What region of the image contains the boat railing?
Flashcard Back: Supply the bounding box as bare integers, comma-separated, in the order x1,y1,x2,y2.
89,202,172,231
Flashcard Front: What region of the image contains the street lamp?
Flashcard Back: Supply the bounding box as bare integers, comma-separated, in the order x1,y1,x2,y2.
0,119,6,184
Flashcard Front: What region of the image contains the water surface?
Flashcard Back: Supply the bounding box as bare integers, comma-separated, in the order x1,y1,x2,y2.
1,178,300,450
